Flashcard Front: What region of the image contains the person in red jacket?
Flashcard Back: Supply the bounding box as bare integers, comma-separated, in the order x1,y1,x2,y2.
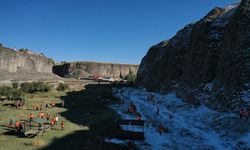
50,119,55,128
240,108,249,120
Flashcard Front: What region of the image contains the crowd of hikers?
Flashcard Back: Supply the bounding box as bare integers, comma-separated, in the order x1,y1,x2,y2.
126,93,174,136
8,102,65,136
127,92,250,138
125,94,178,135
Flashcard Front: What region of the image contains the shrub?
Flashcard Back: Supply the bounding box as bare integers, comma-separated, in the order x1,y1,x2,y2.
0,86,24,100
7,88,24,100
20,82,51,93
0,43,3,47
0,86,12,96
124,72,137,85
56,83,69,91
12,82,19,89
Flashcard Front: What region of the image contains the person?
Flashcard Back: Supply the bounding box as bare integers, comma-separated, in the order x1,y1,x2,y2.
240,109,243,119
40,112,44,119
61,120,64,130
19,123,24,132
136,113,141,120
51,102,55,107
239,108,248,120
156,108,160,115
32,103,36,110
9,118,13,127
36,104,39,110
61,100,65,107
50,119,55,128
55,115,59,125
158,124,164,136
29,113,34,120
40,104,43,111
29,113,34,129
46,114,50,121
15,121,19,131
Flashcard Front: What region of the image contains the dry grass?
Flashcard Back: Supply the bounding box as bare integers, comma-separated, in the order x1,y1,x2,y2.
32,138,45,146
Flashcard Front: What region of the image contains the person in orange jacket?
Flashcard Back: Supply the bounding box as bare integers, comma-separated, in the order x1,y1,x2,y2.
15,121,19,131
29,113,34,120
40,112,44,119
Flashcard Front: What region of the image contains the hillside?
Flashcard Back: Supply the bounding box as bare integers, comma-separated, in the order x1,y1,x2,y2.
136,1,250,112
53,61,139,79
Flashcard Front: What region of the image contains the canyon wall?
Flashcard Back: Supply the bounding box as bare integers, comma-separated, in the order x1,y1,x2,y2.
136,1,250,112
53,62,139,79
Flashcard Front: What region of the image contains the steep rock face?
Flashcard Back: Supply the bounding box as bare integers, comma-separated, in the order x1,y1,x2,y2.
0,46,59,83
0,47,54,73
137,1,250,112
53,62,139,79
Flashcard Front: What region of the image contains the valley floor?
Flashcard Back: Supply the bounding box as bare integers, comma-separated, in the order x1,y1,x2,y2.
111,87,250,150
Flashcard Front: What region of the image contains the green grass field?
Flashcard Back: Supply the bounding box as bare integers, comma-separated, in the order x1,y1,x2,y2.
0,84,128,150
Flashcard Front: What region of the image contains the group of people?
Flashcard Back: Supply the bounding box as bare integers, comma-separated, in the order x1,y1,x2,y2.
125,93,173,136
8,112,65,134
32,102,56,111
15,100,24,108
9,118,25,132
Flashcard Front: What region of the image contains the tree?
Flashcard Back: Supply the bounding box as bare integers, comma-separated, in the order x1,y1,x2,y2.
0,43,3,47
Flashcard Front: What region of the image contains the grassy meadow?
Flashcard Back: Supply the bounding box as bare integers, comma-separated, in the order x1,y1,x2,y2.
0,84,127,150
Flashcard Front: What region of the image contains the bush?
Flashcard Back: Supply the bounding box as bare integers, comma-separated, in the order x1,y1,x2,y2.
12,82,19,89
124,72,137,85
56,83,69,91
0,86,24,100
20,82,51,93
8,88,24,100
0,86,12,96
0,43,2,47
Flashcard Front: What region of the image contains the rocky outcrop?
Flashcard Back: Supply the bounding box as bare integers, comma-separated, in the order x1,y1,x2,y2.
0,46,59,82
53,62,139,79
0,47,54,73
137,1,250,112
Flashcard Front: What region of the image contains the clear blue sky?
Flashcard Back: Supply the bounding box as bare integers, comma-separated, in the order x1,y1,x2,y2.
0,0,239,64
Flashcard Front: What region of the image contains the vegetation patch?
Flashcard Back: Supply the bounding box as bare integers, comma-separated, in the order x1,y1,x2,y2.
56,83,69,91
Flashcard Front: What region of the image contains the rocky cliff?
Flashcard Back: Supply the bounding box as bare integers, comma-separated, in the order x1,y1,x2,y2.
53,62,139,79
137,1,250,112
0,46,58,82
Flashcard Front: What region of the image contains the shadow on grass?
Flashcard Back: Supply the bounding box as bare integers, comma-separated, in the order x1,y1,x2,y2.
2,103,16,107
39,84,134,150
